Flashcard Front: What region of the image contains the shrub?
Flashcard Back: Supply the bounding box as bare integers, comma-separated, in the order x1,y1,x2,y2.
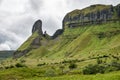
109,61,120,70
15,63,26,68
45,69,56,77
20,60,26,63
83,64,105,74
4,65,14,69
69,63,77,70
83,61,120,74
59,65,65,74
97,58,102,64
37,63,46,66
9,65,14,68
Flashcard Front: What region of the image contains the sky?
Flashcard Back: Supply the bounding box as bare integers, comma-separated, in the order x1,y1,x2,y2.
0,0,120,50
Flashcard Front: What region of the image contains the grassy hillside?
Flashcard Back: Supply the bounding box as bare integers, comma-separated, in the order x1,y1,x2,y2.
3,22,118,69
0,21,120,80
18,31,39,51
18,22,120,60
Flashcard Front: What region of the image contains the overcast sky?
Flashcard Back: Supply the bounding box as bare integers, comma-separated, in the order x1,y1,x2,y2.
0,0,120,50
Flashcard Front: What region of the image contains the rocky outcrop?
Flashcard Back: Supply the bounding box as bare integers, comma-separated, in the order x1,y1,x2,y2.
63,4,120,28
13,49,30,58
51,29,63,39
14,20,43,58
116,4,120,18
32,20,43,35
31,37,41,48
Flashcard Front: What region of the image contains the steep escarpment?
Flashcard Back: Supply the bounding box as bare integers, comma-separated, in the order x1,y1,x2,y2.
14,4,120,60
63,4,120,29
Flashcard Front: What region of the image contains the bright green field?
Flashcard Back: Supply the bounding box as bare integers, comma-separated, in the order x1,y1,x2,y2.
28,72,120,80
0,67,120,80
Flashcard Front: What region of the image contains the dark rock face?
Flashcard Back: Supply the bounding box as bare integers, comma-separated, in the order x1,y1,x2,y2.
63,4,120,28
32,20,43,35
31,37,41,48
116,4,120,18
13,49,30,58
51,29,63,39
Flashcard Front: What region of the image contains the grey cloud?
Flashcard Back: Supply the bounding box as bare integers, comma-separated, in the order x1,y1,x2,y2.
0,0,2,4
0,33,7,43
30,0,43,11
0,31,14,50
42,17,60,35
9,17,35,38
66,0,120,10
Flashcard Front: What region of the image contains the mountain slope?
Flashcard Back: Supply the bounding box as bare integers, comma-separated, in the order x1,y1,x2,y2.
14,4,120,63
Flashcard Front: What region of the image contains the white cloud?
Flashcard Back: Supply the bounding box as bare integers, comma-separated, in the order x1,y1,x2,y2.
0,0,120,50
0,43,10,50
0,0,28,14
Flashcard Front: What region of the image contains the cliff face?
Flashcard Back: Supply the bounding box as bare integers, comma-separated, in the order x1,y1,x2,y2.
63,4,120,29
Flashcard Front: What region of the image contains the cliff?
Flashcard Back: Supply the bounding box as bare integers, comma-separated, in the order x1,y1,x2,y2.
63,4,120,29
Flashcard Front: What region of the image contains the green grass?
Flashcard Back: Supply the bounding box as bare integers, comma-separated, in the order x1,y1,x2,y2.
16,22,120,62
29,72,120,80
18,31,39,51
0,22,120,80
0,67,120,80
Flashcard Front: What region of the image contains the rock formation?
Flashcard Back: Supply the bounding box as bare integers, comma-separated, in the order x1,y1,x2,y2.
63,4,120,29
32,20,43,35
14,20,43,58
116,4,120,18
51,29,63,39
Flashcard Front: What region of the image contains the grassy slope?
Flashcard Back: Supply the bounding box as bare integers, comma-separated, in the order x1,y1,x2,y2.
47,22,120,59
9,22,119,69
17,22,120,61
29,71,120,80
18,31,39,51
0,20,120,80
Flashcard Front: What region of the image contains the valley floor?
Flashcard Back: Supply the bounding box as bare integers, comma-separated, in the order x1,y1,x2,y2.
0,67,120,80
